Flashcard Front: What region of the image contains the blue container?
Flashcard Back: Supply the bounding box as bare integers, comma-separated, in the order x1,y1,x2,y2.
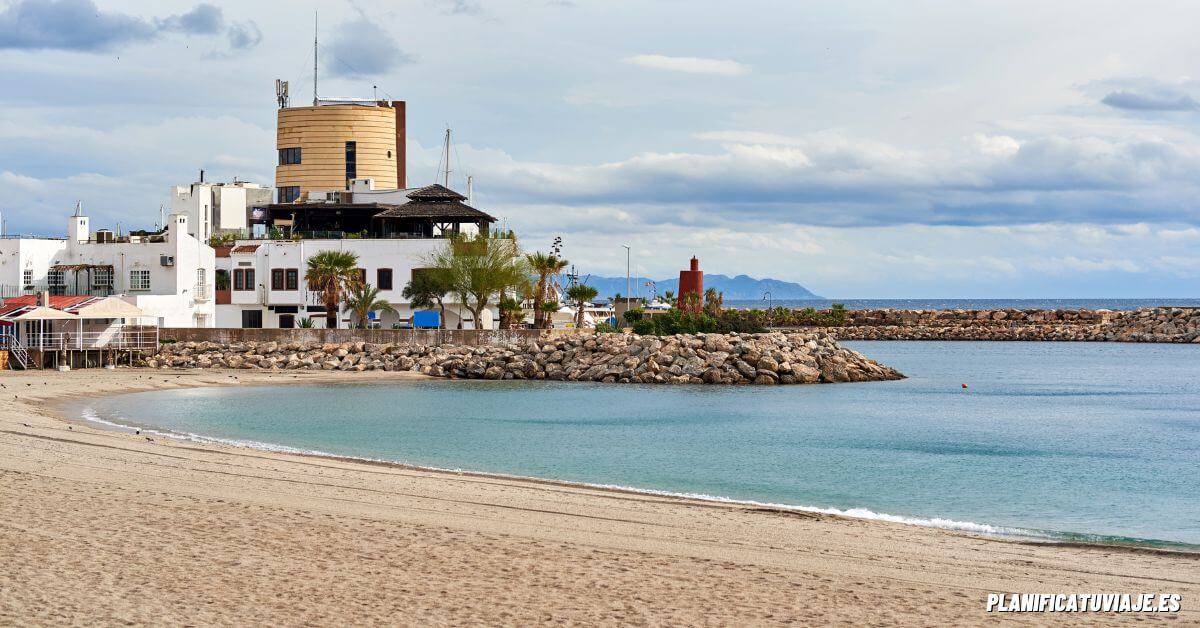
413,310,440,329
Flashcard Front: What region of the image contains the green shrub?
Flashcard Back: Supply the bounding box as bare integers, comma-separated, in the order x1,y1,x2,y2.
623,308,645,323
594,321,619,333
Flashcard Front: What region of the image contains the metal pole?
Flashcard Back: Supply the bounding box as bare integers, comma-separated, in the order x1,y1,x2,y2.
622,245,630,311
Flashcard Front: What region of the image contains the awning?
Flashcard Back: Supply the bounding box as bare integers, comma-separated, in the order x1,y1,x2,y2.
72,297,147,319
12,306,80,321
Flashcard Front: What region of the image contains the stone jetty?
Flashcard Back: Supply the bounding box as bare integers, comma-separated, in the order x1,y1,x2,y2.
804,307,1200,343
144,332,904,385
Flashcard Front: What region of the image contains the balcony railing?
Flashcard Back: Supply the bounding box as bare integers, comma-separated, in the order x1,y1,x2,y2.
20,327,159,351
1,283,114,299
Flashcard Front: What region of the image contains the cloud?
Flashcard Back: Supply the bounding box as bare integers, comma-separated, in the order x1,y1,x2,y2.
158,4,224,35
437,0,482,15
624,54,750,76
324,18,414,78
1101,91,1200,112
0,0,260,52
226,21,263,50
0,0,156,51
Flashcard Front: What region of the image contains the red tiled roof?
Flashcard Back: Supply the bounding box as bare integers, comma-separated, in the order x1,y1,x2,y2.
0,295,101,319
231,244,261,254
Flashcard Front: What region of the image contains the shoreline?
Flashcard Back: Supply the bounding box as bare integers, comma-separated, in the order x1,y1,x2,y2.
60,376,1199,554
3,368,1198,624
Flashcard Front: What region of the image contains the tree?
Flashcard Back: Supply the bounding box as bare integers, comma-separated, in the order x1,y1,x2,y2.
566,284,599,329
305,250,360,329
402,268,453,329
662,290,676,306
704,288,724,315
427,233,530,330
527,248,569,328
343,283,397,329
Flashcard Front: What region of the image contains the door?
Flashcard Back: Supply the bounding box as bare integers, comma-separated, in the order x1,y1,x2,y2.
278,314,295,329
241,309,263,329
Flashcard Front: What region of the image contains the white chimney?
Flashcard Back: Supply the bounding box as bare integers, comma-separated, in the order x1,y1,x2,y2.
68,214,89,243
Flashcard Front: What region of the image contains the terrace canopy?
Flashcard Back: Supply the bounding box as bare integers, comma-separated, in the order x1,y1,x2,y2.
72,298,148,320
260,184,496,239
12,307,80,321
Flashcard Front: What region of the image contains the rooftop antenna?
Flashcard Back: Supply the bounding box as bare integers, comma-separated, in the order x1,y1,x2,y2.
312,10,319,106
159,204,164,231
466,175,474,204
441,127,453,187
275,78,290,108
73,200,82,217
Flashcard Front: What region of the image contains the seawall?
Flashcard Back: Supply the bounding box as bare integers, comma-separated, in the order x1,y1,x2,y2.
146,332,904,385
781,307,1200,343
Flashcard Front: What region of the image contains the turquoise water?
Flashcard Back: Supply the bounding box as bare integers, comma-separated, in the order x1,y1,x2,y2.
79,342,1200,548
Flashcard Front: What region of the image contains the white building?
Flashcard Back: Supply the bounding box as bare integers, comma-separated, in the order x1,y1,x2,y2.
170,177,271,243
213,184,498,329
0,208,215,327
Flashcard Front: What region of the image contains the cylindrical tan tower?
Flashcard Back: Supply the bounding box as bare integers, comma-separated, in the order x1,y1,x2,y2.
275,100,406,202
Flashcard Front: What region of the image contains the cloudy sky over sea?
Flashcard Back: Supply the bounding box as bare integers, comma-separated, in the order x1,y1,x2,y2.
2,0,1198,297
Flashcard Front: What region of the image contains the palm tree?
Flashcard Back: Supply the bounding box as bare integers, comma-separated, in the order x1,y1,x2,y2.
527,250,569,328
663,290,676,307
704,288,724,315
566,284,599,329
342,282,397,329
305,250,360,329
402,268,452,329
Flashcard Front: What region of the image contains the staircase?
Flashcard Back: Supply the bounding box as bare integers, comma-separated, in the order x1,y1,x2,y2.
1,333,29,370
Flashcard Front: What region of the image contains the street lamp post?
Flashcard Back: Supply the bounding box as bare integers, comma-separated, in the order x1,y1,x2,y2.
621,245,631,312
763,291,773,326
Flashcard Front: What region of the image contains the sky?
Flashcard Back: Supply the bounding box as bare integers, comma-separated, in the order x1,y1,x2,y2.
1,0,1198,298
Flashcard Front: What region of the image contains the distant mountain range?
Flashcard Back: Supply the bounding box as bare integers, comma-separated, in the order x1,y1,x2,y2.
578,274,822,301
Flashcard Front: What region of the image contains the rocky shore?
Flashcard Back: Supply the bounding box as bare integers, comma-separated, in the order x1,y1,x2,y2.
145,332,904,385
801,307,1200,343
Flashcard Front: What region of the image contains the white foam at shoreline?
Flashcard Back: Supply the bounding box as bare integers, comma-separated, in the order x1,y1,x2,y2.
67,406,1124,544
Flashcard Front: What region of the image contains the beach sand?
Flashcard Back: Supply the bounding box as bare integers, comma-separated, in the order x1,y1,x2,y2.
0,369,1196,626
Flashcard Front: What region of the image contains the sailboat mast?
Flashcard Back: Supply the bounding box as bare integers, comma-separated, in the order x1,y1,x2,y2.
442,127,452,187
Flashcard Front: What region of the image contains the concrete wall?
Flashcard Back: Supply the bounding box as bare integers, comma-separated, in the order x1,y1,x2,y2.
159,326,541,346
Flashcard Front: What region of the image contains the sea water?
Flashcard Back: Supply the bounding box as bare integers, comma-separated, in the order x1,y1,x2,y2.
78,341,1200,548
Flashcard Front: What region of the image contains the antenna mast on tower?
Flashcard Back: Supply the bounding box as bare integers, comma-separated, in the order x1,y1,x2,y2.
312,10,319,106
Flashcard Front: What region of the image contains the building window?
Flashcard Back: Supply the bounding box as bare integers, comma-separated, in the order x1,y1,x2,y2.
92,267,112,288
47,270,65,286
279,186,300,203
233,268,255,291
278,147,302,165
130,270,151,291
196,268,206,288
22,270,33,289
345,141,357,184
272,268,299,290
377,268,393,290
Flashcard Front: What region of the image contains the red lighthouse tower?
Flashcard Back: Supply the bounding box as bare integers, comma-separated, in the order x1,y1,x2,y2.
677,256,704,309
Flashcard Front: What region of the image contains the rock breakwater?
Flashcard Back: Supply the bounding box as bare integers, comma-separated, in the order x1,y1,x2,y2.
801,307,1199,343
145,332,904,385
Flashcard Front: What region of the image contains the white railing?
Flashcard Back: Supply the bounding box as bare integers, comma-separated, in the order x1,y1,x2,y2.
22,326,159,351
193,283,212,301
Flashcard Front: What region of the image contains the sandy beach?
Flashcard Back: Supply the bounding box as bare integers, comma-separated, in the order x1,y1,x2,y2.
0,369,1195,626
